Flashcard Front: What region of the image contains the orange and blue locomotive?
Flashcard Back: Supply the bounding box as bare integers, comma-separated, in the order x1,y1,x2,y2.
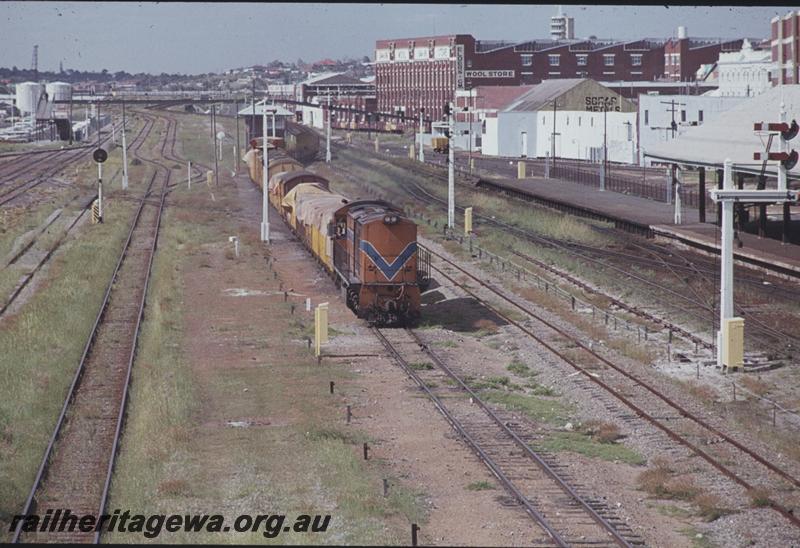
244,132,429,326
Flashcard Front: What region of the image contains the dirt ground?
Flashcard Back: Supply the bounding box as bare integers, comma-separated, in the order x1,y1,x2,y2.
34,115,795,546
166,170,558,545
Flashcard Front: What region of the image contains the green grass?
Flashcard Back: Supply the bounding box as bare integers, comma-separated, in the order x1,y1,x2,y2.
469,375,523,391
506,359,533,377
104,125,428,543
538,432,645,465
466,481,495,491
0,198,139,539
481,390,571,425
409,361,434,371
526,382,557,397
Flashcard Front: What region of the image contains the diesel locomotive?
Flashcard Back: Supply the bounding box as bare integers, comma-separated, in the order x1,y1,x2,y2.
244,130,429,326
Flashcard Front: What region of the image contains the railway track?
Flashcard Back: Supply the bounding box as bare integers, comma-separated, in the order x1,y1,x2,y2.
423,242,800,531
0,120,131,207
11,113,178,543
331,142,800,357
0,115,160,321
373,326,642,547
248,158,641,546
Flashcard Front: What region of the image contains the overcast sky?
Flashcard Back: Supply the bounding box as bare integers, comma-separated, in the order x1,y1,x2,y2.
1,3,790,74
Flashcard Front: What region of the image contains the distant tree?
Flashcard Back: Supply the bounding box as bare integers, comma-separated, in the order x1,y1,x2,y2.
362,56,370,63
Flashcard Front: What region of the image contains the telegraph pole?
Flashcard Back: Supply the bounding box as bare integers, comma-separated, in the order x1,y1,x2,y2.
603,106,608,185
447,101,455,232
68,90,74,145
326,95,332,163
261,106,270,242
418,108,425,162
551,100,558,164
235,98,240,175
251,77,256,143
661,99,685,139
212,104,219,186
121,100,128,190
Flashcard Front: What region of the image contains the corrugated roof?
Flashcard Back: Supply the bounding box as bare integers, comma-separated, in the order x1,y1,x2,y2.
504,79,586,112
305,73,368,87
471,86,536,111
644,85,800,179
238,102,293,117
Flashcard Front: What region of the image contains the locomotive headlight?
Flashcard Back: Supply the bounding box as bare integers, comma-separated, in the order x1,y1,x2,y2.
384,215,398,224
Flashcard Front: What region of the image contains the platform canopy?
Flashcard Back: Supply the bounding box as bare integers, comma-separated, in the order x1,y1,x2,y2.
644,85,800,180
238,101,293,117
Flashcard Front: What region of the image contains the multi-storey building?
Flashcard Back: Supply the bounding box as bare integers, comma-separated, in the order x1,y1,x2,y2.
375,29,750,123
550,7,575,41
771,10,799,85
713,39,773,97
663,27,744,81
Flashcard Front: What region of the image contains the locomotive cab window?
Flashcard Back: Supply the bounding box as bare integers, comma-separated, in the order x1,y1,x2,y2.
334,221,347,238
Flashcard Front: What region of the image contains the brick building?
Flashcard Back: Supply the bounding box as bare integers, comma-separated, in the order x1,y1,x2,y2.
663,27,743,81
771,10,800,85
298,73,376,128
375,30,749,123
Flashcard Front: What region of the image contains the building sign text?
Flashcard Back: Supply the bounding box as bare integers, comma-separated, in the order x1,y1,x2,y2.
464,70,515,79
584,96,621,112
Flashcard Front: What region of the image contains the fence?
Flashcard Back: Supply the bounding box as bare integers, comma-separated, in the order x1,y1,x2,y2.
549,161,716,213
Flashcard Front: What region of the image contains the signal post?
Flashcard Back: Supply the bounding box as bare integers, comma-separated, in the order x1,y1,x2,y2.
710,117,798,370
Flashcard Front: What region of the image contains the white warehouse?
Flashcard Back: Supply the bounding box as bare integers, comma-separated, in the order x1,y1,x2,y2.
637,94,744,166
459,79,638,163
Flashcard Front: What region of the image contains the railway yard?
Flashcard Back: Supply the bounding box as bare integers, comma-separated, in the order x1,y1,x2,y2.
2,105,800,547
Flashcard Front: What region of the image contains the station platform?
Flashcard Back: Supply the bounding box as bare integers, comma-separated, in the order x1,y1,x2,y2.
475,173,800,279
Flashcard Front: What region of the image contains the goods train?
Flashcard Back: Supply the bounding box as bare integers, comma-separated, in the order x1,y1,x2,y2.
244,126,429,326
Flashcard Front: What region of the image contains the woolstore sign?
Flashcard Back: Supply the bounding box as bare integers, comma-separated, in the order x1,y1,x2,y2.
465,70,515,79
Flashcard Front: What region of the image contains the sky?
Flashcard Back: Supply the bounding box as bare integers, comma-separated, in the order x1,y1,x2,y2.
0,3,791,74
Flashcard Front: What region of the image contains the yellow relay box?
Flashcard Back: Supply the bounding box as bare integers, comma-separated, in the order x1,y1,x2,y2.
721,317,744,369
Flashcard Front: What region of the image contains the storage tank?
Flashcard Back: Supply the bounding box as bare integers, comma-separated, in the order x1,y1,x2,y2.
15,82,44,116
677,26,687,39
45,82,72,102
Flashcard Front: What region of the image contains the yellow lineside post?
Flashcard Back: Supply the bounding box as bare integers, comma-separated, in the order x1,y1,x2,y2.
721,317,744,370
409,144,415,159
374,137,379,153
206,170,214,187
314,302,329,357
517,161,526,179
464,206,473,235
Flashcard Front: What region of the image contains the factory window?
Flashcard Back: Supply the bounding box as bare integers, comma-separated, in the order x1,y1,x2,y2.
698,110,703,122
578,116,582,126
548,55,560,66
591,117,594,127
681,110,686,122
576,54,588,66
603,54,615,67
644,110,649,126
467,59,473,68
521,54,533,67
631,54,642,66
566,116,569,125
542,116,546,125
